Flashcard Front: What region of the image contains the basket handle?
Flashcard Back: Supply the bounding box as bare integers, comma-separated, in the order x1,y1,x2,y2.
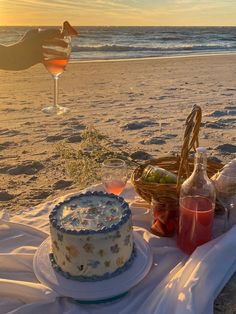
177,105,202,190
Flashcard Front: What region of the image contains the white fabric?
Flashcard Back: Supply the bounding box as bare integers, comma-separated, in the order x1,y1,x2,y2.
0,182,235,314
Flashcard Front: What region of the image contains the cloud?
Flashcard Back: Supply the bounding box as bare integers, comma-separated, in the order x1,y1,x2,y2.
1,0,236,26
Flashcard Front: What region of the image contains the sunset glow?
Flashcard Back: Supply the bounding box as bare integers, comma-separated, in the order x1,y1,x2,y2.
0,0,236,26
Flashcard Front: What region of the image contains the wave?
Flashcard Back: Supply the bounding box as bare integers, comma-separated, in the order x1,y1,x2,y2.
1,26,236,61
72,43,236,53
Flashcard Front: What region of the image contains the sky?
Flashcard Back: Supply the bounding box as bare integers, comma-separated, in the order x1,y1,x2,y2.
0,0,236,26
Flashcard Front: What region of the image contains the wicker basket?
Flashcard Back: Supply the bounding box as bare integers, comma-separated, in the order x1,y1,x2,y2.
131,105,223,210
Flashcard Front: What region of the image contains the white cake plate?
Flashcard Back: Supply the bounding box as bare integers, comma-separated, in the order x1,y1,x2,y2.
33,231,153,302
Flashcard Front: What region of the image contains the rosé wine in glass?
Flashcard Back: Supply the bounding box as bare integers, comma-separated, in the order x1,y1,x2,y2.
103,179,126,195
102,159,128,196
43,58,68,76
42,35,71,115
42,22,78,115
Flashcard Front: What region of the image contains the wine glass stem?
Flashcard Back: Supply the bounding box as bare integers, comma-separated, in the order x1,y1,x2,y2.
53,75,59,109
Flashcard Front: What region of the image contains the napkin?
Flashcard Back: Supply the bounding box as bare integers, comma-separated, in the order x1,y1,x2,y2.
136,226,236,314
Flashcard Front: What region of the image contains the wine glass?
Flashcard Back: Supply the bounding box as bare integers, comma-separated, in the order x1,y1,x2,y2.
41,34,71,115
101,159,128,196
214,173,236,231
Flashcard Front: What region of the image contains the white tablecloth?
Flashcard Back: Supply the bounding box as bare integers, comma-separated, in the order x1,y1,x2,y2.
0,183,236,314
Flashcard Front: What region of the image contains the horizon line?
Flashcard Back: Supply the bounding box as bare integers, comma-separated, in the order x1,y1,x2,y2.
1,24,236,27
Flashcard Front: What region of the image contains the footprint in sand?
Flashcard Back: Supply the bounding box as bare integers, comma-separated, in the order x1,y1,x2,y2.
163,134,177,139
0,129,20,137
0,191,15,201
208,156,223,164
71,124,86,130
46,135,65,142
159,95,168,100
207,111,227,118
105,118,117,123
205,121,225,129
53,180,73,190
221,93,234,97
122,120,156,130
226,88,236,91
66,134,82,143
220,118,236,123
166,87,178,91
112,138,128,148
224,106,236,111
2,108,16,112
0,141,17,150
4,161,44,175
130,150,152,161
30,189,51,200
216,144,236,154
23,122,33,126
135,107,146,112
140,137,166,145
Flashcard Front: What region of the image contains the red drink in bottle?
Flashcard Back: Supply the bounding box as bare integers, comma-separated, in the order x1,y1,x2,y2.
177,196,214,254
177,147,216,254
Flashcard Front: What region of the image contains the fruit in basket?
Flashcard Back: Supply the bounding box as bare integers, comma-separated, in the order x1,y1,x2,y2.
151,202,179,237
142,165,177,184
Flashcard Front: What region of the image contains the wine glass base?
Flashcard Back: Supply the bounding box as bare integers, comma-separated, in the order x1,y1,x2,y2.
42,106,70,115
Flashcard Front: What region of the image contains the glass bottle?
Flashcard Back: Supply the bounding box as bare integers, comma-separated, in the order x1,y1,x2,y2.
177,147,216,255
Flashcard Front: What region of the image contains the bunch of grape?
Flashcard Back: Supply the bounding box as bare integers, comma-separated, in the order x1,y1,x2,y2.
142,165,177,184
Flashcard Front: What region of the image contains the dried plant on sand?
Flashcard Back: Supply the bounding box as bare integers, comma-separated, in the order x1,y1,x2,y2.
57,126,137,189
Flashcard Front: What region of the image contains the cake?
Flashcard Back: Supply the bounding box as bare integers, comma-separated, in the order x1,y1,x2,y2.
49,191,135,281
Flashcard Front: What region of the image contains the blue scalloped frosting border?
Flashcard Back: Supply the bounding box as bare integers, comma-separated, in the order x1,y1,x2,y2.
49,244,137,282
49,191,132,235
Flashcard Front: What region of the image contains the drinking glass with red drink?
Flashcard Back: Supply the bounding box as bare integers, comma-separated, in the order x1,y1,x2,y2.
150,197,179,237
101,159,128,196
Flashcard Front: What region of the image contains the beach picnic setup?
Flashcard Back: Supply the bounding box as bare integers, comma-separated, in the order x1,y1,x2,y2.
1,23,236,314
1,104,236,314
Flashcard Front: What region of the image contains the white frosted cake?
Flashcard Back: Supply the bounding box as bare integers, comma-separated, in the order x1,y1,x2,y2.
49,191,135,281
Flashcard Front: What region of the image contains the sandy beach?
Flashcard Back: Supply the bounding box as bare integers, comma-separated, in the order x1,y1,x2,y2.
1,53,236,313
1,53,236,213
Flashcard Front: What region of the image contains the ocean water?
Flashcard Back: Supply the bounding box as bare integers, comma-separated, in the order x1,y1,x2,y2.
1,26,236,61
